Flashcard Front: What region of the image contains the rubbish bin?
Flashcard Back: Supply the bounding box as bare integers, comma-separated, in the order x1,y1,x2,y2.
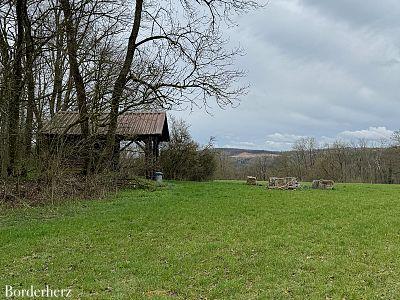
154,172,163,184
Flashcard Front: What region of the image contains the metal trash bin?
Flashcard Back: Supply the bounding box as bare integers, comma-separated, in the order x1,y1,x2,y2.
154,172,163,184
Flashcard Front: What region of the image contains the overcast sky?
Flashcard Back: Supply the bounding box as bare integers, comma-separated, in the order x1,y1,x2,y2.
172,0,400,151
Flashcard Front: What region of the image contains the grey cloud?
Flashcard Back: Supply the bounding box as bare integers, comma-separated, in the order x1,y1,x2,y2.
299,0,400,28
172,0,400,150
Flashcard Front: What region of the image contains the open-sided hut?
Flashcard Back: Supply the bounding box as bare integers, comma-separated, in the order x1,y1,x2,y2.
41,111,170,177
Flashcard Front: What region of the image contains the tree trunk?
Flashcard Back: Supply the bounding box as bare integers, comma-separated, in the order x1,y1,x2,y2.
60,0,90,173
50,7,64,117
102,0,143,168
22,0,34,160
0,26,11,177
7,0,25,176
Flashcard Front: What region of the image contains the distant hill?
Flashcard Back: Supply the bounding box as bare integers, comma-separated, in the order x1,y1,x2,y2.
215,148,281,159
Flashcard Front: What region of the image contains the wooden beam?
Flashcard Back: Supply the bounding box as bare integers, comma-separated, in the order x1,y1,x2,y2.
134,141,145,151
120,140,135,152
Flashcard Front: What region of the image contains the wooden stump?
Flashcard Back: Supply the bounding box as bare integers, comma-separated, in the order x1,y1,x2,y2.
269,177,299,189
312,179,334,189
247,176,257,185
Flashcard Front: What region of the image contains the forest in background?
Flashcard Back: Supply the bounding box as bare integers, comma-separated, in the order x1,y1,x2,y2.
215,134,400,184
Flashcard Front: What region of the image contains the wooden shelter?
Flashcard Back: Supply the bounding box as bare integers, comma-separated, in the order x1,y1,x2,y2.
41,111,170,176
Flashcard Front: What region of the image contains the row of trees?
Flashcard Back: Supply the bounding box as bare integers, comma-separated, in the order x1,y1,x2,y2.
0,0,258,178
214,151,275,180
272,136,400,184
215,134,400,184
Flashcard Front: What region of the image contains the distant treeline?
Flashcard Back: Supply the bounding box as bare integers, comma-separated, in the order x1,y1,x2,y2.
215,135,400,184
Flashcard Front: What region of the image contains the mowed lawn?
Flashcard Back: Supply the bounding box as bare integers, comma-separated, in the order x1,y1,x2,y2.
1,181,400,299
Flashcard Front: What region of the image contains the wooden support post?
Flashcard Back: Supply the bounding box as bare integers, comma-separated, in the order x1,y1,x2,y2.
154,138,160,159
112,139,120,171
143,136,161,179
144,137,153,179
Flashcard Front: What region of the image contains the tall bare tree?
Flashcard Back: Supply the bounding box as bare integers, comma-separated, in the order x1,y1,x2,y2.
0,0,260,178
59,0,89,137
99,0,259,168
7,0,25,176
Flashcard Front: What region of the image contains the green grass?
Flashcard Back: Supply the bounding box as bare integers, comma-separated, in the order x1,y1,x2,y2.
1,181,400,299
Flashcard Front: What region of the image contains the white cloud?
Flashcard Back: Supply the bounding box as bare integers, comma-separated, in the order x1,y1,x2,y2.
261,133,306,150
221,127,395,151
265,133,306,143
264,141,293,151
239,141,257,147
338,126,394,141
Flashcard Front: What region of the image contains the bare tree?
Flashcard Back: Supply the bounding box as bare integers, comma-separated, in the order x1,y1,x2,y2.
60,0,91,173
22,0,35,161
7,0,25,176
0,0,261,178
392,130,400,146
99,0,260,168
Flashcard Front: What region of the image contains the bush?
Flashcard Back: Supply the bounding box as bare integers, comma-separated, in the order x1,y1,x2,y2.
160,118,216,181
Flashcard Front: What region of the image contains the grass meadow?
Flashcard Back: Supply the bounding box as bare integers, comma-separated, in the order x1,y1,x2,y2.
1,181,400,299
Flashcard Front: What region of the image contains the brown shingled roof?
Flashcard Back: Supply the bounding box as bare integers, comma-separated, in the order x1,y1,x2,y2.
41,111,170,141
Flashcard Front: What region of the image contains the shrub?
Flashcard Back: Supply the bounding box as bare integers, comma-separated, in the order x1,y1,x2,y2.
160,118,216,181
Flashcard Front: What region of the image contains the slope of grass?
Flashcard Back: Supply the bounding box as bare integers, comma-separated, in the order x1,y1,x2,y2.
1,181,400,299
